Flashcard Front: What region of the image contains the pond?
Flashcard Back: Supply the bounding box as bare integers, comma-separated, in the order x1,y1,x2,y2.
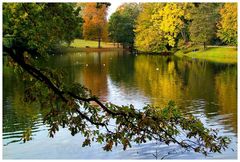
3,50,237,159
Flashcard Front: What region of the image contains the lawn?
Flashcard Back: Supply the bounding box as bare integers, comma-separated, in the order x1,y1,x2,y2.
69,39,116,48
175,46,237,64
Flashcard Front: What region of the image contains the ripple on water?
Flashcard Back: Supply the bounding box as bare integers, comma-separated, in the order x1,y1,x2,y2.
3,114,46,146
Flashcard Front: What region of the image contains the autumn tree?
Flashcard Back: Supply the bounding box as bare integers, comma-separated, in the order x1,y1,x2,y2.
152,3,194,47
82,3,109,48
3,2,231,157
134,3,168,53
108,3,140,50
217,3,237,46
135,3,194,53
189,3,219,49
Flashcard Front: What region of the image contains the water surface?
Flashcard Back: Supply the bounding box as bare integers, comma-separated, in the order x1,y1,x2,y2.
3,51,237,159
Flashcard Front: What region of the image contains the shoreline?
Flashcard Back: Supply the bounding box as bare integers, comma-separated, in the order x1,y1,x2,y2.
61,44,237,64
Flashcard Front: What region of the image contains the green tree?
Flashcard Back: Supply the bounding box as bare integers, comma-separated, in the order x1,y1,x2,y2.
189,3,219,49
3,3,83,54
108,3,140,50
108,11,126,46
108,11,134,48
217,3,237,46
3,3,230,156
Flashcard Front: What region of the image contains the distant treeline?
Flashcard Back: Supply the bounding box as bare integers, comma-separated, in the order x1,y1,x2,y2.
108,3,237,53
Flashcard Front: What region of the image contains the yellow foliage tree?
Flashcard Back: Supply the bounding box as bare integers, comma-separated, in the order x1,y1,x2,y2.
135,3,168,53
152,3,194,47
217,3,237,46
135,3,194,53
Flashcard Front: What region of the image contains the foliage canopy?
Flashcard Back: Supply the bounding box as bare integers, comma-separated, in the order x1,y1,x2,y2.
3,3,82,54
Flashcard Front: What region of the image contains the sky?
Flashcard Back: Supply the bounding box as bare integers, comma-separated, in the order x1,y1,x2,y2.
107,1,124,19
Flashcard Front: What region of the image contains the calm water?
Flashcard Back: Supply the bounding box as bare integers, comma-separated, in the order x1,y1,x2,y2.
3,51,237,159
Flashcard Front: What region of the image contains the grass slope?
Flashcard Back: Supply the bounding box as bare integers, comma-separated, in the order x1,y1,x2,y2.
175,47,237,64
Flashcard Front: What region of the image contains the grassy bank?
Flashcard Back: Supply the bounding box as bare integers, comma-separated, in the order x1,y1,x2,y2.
175,46,237,64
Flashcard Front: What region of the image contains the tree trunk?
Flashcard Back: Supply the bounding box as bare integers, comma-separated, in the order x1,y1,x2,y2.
98,37,101,49
203,42,206,50
98,28,101,49
180,29,187,43
130,43,134,54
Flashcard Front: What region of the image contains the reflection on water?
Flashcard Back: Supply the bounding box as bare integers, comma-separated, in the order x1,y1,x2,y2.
3,51,237,159
134,55,237,133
